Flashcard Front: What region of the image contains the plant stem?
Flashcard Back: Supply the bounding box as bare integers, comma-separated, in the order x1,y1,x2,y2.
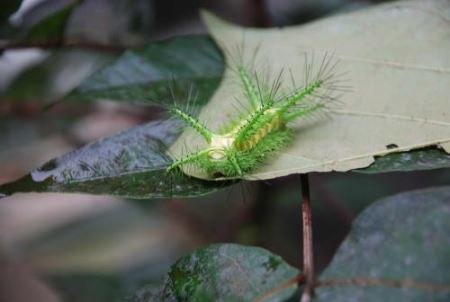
0,39,128,53
300,173,314,302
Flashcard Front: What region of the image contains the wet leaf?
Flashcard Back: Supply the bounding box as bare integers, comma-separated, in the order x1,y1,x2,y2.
0,35,227,197
130,243,299,302
355,147,450,173
0,119,230,199
316,186,450,302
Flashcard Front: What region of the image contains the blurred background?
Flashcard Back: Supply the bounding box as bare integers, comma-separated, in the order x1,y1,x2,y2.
1,0,450,301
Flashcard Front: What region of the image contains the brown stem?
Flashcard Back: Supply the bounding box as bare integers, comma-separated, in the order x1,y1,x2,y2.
300,173,314,302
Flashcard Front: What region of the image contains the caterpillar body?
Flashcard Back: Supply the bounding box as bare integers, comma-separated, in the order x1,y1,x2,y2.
167,53,343,179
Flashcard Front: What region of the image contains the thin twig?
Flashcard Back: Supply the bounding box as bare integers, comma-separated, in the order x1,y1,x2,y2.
300,174,314,302
0,39,131,53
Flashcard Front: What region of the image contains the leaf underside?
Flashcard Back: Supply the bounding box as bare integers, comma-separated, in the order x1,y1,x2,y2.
177,2,450,180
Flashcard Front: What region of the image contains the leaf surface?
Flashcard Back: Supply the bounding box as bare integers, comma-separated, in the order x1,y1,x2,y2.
0,119,229,199
0,35,228,198
172,1,450,180
130,244,299,302
316,186,450,301
69,35,224,106
355,147,450,173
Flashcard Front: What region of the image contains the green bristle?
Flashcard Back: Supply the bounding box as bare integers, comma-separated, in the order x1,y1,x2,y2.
233,100,274,144
171,107,213,143
167,52,342,180
278,80,322,114
237,66,260,109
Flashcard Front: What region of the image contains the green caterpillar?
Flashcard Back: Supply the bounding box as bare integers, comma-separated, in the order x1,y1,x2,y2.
167,53,343,179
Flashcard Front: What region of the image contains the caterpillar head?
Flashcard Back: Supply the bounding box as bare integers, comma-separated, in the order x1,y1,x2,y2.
206,134,242,177
208,135,234,159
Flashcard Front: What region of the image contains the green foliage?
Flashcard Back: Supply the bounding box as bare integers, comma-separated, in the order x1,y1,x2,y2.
0,31,448,195
69,35,224,106
130,244,299,302
316,186,450,301
1,3,450,302
0,119,231,199
129,187,450,302
355,147,450,173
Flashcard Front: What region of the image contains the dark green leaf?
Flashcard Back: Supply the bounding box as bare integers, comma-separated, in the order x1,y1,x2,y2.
3,35,221,103
354,147,450,173
0,35,227,197
316,186,450,302
69,35,224,106
130,243,299,302
0,119,230,199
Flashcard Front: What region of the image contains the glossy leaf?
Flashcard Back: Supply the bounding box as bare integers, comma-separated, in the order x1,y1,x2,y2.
316,186,450,301
69,35,224,107
130,244,299,302
355,147,450,173
0,35,228,197
0,119,230,199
